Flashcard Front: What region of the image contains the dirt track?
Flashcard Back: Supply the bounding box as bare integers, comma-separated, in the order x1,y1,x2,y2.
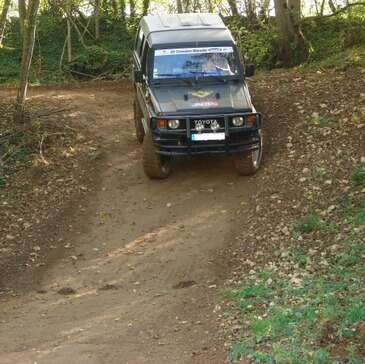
0,82,260,363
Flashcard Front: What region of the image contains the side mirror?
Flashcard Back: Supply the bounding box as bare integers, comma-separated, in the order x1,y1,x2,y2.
245,64,255,77
133,69,143,83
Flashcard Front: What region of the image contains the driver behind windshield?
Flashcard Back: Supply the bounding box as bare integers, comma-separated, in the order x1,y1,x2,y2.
202,53,232,75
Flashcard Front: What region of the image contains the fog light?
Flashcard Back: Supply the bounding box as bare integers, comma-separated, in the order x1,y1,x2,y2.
211,120,220,131
232,117,244,126
196,122,204,132
168,119,180,129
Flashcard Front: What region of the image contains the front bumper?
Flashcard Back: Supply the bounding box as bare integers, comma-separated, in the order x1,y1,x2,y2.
151,113,262,156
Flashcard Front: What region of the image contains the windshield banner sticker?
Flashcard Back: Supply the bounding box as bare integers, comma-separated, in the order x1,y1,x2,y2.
155,47,234,56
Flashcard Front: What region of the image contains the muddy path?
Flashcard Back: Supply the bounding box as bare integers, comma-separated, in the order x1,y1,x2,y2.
0,82,260,363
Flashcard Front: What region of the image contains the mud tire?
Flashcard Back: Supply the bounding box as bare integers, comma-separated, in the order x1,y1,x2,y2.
143,130,172,179
234,130,263,176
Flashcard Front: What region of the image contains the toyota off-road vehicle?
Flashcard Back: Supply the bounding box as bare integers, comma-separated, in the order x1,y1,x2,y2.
132,13,262,179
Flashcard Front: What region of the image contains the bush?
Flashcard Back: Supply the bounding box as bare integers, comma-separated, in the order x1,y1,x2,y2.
226,17,279,68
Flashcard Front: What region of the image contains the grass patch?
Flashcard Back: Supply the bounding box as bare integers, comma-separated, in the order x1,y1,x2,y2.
227,176,365,363
308,116,331,127
297,211,324,233
350,164,365,187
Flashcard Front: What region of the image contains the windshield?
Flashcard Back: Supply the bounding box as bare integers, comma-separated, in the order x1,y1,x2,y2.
153,46,239,80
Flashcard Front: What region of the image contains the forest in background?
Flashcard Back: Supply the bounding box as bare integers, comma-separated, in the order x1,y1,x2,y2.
0,0,365,86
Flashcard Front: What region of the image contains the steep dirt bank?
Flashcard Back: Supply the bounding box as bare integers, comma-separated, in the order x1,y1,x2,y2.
219,67,365,362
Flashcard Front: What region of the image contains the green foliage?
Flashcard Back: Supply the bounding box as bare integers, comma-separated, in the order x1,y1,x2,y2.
308,116,331,127
226,17,279,68
297,210,323,233
71,45,108,74
350,164,365,186
226,283,269,300
0,15,136,84
290,246,307,267
228,343,247,361
305,17,365,68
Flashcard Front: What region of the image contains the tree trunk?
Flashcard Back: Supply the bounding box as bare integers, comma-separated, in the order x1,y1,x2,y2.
67,15,72,62
227,0,238,15
177,0,183,13
111,0,118,16
129,0,136,17
94,0,100,40
120,0,126,18
15,0,40,121
18,0,26,26
259,0,271,18
244,0,257,23
274,0,306,67
183,0,191,12
328,0,336,13
142,0,150,16
206,0,214,13
0,0,11,45
65,10,86,47
288,0,301,21
320,0,326,15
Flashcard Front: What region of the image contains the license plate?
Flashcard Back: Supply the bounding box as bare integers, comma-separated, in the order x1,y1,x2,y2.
191,132,225,141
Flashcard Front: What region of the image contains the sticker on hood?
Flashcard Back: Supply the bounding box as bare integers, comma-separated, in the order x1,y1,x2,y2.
190,90,213,99
191,101,218,108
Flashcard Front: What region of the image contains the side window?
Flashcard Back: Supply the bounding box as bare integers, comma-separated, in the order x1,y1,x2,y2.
140,41,150,74
139,35,145,58
134,28,144,62
144,44,152,77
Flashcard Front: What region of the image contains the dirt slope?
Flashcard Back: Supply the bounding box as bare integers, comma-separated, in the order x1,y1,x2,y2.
0,81,259,363
1,67,363,363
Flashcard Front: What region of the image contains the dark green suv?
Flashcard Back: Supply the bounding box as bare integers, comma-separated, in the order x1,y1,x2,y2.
133,13,262,179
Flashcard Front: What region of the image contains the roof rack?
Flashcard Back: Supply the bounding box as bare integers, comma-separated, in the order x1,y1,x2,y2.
159,14,170,28
197,13,211,26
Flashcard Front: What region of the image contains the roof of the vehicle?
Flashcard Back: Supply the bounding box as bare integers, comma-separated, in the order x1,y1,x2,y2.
140,13,235,46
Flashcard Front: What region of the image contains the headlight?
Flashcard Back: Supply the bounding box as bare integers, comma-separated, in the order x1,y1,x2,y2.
232,116,244,126
168,119,180,129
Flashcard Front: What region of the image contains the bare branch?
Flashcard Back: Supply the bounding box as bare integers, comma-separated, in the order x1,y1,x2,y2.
295,2,365,25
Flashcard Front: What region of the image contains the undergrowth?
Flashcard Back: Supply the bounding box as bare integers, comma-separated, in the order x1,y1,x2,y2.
0,103,75,186
0,13,364,84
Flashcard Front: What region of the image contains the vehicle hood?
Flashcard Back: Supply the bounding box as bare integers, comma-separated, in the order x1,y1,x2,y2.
151,83,252,115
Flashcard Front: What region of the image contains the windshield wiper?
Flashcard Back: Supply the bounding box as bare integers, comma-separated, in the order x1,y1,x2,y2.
200,72,228,84
155,73,196,87
188,71,228,84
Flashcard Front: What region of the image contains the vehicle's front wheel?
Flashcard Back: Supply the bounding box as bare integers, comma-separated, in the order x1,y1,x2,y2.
234,130,263,176
143,130,172,179
134,99,145,143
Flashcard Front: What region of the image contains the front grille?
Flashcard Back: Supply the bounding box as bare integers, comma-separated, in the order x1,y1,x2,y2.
190,116,224,131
